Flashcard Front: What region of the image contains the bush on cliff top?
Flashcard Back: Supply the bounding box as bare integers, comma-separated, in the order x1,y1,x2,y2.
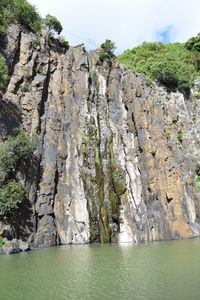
0,0,42,34
0,129,34,213
44,14,63,35
0,0,63,35
118,41,199,95
185,33,200,52
99,39,116,65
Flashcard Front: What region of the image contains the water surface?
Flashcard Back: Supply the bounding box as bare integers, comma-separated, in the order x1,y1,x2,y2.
1,238,200,299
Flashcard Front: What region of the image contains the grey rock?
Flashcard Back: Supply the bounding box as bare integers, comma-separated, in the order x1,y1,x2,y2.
1,239,20,255
18,240,30,252
1,24,200,252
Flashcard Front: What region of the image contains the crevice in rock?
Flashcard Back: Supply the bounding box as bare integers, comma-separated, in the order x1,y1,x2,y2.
9,31,22,77
120,135,138,211
51,165,60,244
38,59,51,134
31,54,39,81
53,168,59,199
125,104,129,111
166,194,173,203
131,112,138,137
13,76,24,94
34,56,51,235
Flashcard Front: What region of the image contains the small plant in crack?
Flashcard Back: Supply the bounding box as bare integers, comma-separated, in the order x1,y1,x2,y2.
177,129,183,144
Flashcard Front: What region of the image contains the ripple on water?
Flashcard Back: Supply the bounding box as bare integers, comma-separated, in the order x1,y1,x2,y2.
0,239,200,300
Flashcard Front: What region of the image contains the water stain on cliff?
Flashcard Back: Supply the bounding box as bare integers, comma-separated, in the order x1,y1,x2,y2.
1,24,200,250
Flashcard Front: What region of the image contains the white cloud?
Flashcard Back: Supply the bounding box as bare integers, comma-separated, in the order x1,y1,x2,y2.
29,0,200,53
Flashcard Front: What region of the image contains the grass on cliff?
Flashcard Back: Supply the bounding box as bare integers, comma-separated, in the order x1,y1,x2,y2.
118,40,200,95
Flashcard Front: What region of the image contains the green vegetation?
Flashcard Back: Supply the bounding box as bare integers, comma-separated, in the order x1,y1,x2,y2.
193,91,199,98
0,236,3,247
0,3,7,35
99,39,116,65
13,0,42,33
0,180,26,212
0,0,42,34
7,129,34,162
44,14,62,35
177,129,183,144
195,164,200,176
165,132,171,141
0,56,8,90
195,164,200,189
185,33,200,52
195,176,200,189
118,41,200,95
0,0,64,37
0,129,34,213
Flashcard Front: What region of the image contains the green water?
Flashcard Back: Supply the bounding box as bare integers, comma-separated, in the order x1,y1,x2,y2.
0,239,200,300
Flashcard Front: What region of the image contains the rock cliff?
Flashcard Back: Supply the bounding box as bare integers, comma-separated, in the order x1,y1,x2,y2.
1,24,200,250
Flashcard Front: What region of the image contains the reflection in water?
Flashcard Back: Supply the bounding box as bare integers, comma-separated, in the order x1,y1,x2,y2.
0,239,200,299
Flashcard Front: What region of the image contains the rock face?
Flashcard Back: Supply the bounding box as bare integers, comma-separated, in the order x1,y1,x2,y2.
1,25,200,249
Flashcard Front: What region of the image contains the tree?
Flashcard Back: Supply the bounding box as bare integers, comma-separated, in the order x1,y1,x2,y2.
7,128,35,163
185,33,200,51
99,39,116,65
0,129,34,213
0,6,8,35
0,180,26,212
0,0,42,34
118,42,198,95
44,14,63,35
13,0,42,32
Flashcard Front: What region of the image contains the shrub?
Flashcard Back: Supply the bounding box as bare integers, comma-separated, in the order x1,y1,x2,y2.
0,0,42,34
165,132,171,140
0,129,34,213
0,6,8,35
0,236,3,247
0,56,8,90
0,129,34,184
13,0,42,32
99,39,116,65
7,128,34,163
44,14,63,35
0,180,26,212
0,144,16,183
185,33,200,52
118,42,198,95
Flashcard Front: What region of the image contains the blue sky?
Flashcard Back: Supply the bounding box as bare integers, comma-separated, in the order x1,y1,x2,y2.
29,0,200,54
156,26,174,44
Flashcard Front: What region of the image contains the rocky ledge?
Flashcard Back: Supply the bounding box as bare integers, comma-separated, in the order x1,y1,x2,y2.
0,238,29,255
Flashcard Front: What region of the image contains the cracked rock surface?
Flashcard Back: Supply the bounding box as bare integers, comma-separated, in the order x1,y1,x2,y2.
1,25,200,249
